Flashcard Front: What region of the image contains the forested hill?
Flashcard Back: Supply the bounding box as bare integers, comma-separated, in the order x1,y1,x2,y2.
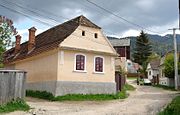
107,34,180,57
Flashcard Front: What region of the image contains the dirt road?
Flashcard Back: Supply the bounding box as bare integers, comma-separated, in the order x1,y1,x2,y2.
7,80,179,115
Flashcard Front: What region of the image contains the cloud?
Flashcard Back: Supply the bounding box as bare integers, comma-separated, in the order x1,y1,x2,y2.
0,0,179,38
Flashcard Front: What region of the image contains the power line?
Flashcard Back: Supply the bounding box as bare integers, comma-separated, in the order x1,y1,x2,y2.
1,0,149,46
0,2,113,47
0,3,52,27
0,0,172,47
86,0,165,35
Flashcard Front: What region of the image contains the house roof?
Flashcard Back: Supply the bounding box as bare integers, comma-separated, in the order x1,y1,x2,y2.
149,59,160,70
107,37,130,46
3,15,101,64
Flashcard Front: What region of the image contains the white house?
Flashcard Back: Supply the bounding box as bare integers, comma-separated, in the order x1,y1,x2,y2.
146,59,160,80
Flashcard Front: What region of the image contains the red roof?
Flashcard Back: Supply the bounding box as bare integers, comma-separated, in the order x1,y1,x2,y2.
4,15,101,64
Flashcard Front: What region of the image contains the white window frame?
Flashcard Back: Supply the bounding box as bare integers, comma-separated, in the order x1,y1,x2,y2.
74,53,87,73
93,56,105,74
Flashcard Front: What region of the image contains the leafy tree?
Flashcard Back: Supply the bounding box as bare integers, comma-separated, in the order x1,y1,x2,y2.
0,16,17,67
133,30,152,65
147,52,160,62
164,53,180,78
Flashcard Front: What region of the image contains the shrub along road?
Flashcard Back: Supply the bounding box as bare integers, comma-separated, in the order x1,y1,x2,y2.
8,80,179,115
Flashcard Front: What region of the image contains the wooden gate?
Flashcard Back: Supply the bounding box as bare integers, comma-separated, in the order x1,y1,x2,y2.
115,72,126,92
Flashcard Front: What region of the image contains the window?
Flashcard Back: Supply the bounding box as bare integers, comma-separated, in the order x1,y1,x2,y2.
94,56,104,73
128,63,131,66
149,71,151,75
82,31,85,36
94,33,98,38
75,54,86,71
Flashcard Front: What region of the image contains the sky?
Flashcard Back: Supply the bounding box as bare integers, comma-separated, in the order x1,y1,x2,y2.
0,0,179,42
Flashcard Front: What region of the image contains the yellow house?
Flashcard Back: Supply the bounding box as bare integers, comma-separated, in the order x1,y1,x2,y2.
4,15,117,96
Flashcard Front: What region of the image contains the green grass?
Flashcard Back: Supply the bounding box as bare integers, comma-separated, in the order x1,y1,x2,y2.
159,96,180,115
127,77,137,80
124,84,136,91
0,99,30,113
26,90,54,100
26,88,129,101
153,84,176,91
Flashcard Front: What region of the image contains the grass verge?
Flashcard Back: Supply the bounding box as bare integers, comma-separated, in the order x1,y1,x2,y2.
153,84,176,91
159,96,180,115
127,77,137,80
0,99,30,113
26,87,129,101
124,84,136,91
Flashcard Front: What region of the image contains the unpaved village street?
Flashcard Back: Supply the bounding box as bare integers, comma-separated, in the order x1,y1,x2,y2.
7,80,179,115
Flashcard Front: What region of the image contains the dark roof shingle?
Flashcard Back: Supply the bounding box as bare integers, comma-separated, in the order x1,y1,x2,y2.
107,37,130,46
4,15,101,64
150,59,160,69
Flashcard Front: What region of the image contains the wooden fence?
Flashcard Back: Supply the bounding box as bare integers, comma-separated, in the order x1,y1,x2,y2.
0,70,26,105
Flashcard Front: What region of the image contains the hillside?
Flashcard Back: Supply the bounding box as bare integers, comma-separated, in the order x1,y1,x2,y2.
107,34,180,58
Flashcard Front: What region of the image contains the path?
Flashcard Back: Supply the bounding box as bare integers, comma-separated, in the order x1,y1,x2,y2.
7,80,179,115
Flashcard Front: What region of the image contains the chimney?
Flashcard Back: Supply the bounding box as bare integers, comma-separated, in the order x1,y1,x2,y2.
28,27,37,51
14,35,21,54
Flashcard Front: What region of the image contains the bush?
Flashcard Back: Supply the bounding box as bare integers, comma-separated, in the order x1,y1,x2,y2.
26,90,54,101
164,54,180,78
0,98,30,113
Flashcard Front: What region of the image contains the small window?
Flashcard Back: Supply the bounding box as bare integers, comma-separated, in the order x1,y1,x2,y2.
94,33,98,38
94,56,104,72
149,71,151,75
75,54,85,71
82,31,85,36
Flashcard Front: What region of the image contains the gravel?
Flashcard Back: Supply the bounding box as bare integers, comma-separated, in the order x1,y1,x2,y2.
7,80,179,115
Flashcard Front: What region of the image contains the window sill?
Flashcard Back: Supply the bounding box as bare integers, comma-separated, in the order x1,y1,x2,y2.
93,72,105,74
73,70,87,73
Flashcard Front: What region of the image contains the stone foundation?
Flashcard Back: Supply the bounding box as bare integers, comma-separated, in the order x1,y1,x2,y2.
27,81,116,96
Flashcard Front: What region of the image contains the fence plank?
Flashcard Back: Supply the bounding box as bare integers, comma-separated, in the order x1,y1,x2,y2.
0,70,26,105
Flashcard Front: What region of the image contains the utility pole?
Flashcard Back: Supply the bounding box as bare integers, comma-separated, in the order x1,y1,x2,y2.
168,28,179,90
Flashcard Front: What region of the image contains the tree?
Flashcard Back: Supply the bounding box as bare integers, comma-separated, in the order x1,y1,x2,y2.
133,30,152,65
147,52,160,62
164,53,180,78
0,16,17,67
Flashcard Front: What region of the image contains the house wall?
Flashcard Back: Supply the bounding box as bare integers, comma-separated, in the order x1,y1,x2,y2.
159,65,165,78
56,50,116,96
116,57,126,70
147,69,159,80
114,46,130,59
159,77,175,87
60,25,116,55
14,49,58,95
55,25,116,95
5,25,117,96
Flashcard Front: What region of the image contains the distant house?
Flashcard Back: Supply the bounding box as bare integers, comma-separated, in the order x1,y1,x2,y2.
146,59,160,80
3,15,118,96
108,37,130,71
126,59,141,73
108,37,130,59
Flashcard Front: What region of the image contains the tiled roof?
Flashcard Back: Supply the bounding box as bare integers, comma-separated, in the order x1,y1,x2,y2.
4,15,101,64
150,59,160,69
107,37,130,46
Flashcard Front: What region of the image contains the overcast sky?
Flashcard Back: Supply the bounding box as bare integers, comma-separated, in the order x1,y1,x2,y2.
0,0,179,42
